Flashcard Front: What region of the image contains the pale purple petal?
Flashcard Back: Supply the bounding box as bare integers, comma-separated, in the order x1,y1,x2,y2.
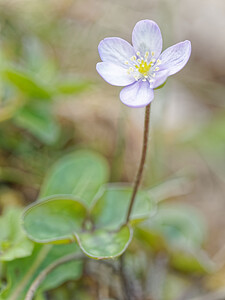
96,62,135,86
132,20,162,58
120,80,154,108
98,37,135,67
159,40,191,76
150,69,169,89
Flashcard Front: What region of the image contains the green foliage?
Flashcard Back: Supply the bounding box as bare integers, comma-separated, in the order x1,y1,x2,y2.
0,64,92,146
14,102,60,144
91,185,156,230
23,194,133,259
22,152,155,259
3,68,52,100
0,244,82,300
40,150,110,206
0,207,33,261
136,204,214,273
77,225,132,259
0,3,219,298
55,78,91,95
23,196,87,244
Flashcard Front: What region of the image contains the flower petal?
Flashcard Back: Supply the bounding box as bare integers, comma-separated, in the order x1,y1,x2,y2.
98,37,135,67
120,80,154,108
132,20,162,58
96,62,135,86
159,40,191,76
150,69,169,89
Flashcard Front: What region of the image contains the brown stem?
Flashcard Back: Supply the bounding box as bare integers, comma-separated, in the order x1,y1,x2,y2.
126,103,151,223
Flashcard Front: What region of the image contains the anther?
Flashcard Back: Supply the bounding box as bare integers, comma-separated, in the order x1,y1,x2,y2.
151,51,155,56
136,51,140,56
125,61,129,65
145,51,149,59
155,67,160,71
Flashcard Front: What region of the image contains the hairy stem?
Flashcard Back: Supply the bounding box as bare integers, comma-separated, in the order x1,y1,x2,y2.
25,253,84,300
126,103,151,223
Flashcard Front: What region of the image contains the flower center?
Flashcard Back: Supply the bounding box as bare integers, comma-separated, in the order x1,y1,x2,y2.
125,51,161,82
135,60,152,77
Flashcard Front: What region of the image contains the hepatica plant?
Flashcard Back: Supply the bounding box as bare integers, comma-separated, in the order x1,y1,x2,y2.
97,19,191,107
21,20,191,300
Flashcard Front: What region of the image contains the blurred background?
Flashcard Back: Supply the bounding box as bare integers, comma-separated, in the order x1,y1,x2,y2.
0,0,225,299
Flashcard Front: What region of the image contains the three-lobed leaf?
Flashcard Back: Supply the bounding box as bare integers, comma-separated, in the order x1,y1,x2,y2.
22,152,155,259
22,194,133,259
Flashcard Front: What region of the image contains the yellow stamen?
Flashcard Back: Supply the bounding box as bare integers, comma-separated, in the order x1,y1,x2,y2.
136,59,152,77
145,51,149,59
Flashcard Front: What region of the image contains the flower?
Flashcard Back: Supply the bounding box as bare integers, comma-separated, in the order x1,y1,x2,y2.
96,20,191,108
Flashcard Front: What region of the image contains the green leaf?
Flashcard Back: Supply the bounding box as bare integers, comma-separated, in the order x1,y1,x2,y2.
14,102,60,144
23,193,133,258
170,248,214,273
3,68,52,100
0,207,34,261
40,150,109,206
136,204,214,273
55,79,91,95
1,244,82,300
23,196,87,244
151,204,206,248
137,204,206,250
38,246,82,292
91,185,156,230
77,225,132,259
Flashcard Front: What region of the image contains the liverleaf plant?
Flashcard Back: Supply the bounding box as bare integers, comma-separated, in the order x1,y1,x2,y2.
21,19,191,299
97,19,191,221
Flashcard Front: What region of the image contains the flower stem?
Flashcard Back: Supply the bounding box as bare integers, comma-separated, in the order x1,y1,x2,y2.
126,103,151,223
